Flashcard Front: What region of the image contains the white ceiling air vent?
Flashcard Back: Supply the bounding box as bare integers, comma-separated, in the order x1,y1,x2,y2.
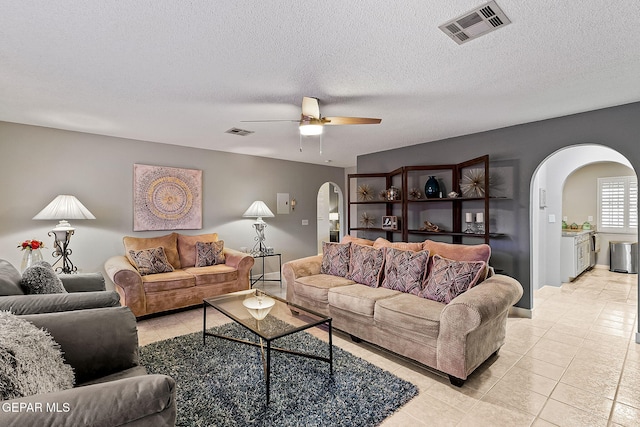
439,1,511,45
225,127,254,136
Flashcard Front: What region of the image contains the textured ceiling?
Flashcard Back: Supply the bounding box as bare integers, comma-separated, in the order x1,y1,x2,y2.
1,1,640,167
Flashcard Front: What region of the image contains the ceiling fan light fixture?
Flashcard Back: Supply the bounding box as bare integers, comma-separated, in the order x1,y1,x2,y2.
299,118,323,136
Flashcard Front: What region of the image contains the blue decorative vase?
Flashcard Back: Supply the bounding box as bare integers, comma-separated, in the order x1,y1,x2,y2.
424,176,440,199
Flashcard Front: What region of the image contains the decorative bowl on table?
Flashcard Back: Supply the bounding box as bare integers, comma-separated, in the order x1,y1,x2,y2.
243,294,275,320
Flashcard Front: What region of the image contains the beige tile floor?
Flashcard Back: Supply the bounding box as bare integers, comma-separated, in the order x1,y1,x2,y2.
136,268,639,426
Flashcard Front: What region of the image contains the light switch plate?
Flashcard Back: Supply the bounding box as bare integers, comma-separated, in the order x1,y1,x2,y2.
588,216,594,222
302,219,309,226
548,214,556,223
277,193,289,214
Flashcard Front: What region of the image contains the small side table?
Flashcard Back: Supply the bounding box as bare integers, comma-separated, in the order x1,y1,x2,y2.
250,253,282,288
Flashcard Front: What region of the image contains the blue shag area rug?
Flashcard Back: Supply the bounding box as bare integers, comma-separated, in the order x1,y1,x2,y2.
139,321,418,426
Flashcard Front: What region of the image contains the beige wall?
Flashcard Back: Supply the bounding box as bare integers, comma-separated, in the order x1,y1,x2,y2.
0,121,346,289
562,161,635,228
562,162,636,266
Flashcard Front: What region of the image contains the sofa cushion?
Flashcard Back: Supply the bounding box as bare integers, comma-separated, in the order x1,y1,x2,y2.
141,270,196,293
128,247,175,276
422,240,491,263
184,265,238,286
294,274,355,304
320,242,351,277
419,254,486,304
423,240,491,284
374,293,444,341
346,244,385,287
380,248,429,295
373,237,423,252
0,311,75,400
328,284,399,317
341,235,375,246
195,241,225,267
124,233,180,269
0,259,24,296
20,262,66,294
177,233,219,268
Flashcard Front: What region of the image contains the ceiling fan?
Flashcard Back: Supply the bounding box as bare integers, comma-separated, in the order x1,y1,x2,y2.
242,96,381,137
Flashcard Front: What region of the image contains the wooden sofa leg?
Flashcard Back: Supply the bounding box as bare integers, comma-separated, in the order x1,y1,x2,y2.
448,375,465,387
350,334,362,343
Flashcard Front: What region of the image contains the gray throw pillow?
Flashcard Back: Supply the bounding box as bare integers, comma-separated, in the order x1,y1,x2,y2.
0,311,75,400
20,261,67,294
0,259,24,296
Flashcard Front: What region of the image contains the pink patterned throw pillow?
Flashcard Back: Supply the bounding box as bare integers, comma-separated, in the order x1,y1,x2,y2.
380,247,429,295
195,241,225,267
128,247,175,276
346,244,386,287
419,254,486,303
321,242,351,277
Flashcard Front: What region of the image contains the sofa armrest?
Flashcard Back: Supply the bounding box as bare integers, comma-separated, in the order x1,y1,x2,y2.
223,248,255,289
283,255,323,301
0,374,176,427
0,291,120,315
282,255,323,284
59,272,106,292
104,256,146,317
437,274,523,379
23,307,140,384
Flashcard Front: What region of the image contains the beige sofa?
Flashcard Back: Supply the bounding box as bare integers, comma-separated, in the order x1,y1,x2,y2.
283,237,523,386
105,232,254,317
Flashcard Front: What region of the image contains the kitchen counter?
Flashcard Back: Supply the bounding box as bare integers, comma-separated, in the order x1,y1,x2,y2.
562,229,594,237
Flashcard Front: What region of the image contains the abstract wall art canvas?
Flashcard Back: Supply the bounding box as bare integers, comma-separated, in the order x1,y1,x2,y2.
133,164,202,231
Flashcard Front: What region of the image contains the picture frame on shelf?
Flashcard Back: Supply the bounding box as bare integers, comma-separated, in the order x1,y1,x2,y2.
382,215,398,230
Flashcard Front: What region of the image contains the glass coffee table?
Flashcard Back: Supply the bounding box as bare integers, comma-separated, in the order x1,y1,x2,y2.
203,289,333,404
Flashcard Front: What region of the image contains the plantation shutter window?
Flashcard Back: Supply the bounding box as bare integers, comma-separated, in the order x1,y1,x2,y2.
598,176,637,234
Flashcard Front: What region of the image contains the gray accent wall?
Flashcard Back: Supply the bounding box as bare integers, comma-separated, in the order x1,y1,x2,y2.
357,101,640,311
0,122,345,289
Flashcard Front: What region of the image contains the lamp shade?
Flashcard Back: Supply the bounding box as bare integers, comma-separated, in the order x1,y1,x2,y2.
242,201,274,220
33,195,96,220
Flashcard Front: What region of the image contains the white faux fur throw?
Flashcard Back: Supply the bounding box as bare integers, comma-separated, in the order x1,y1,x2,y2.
0,311,74,400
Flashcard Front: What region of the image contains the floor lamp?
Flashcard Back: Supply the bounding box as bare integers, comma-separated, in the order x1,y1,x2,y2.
242,201,274,255
33,195,96,273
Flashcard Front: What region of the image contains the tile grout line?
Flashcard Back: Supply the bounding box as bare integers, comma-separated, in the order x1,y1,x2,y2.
606,316,638,425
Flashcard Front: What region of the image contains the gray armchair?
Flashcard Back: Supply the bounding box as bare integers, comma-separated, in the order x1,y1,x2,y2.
0,307,176,426
0,259,120,315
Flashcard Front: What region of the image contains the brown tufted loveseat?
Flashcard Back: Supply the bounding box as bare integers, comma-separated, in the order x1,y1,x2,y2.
105,232,254,317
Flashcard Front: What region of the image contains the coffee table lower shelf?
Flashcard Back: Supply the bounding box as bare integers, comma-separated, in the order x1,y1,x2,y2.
203,291,333,404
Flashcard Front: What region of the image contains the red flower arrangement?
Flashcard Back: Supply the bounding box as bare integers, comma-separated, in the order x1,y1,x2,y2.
18,239,45,251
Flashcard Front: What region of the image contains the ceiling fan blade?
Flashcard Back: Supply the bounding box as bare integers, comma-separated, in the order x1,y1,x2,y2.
302,97,320,119
240,119,299,122
323,116,382,125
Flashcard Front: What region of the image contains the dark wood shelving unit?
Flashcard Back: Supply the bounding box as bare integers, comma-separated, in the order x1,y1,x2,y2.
347,167,403,242
348,155,499,245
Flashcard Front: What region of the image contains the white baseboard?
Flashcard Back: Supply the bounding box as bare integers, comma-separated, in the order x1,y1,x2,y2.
509,306,533,319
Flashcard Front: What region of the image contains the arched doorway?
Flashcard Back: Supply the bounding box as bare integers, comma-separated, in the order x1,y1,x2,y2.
317,182,344,254
530,143,636,295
